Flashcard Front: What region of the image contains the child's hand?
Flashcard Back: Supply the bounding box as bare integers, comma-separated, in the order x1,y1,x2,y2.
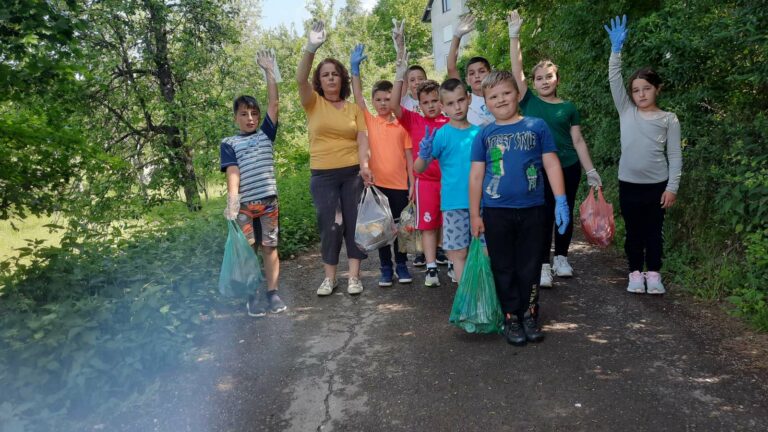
454,14,476,39
660,191,677,209
471,214,485,237
305,20,326,53
224,193,240,220
586,168,602,187
350,44,367,77
395,49,410,82
507,10,522,39
418,126,437,160
256,50,275,72
554,194,570,235
391,18,405,55
603,15,628,53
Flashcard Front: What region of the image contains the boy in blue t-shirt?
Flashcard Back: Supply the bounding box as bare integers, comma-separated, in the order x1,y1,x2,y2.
469,71,570,346
415,78,480,286
219,51,285,318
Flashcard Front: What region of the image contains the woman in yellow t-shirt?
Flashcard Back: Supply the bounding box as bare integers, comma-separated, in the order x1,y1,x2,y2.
297,20,373,297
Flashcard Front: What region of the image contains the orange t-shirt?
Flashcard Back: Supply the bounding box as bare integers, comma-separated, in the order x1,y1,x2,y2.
364,111,412,190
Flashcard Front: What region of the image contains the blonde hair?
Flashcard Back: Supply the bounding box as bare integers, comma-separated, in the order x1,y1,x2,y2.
480,70,519,96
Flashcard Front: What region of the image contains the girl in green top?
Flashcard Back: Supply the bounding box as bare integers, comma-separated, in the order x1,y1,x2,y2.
508,10,602,291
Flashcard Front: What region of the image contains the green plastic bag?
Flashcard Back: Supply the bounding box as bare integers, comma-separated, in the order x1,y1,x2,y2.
449,237,503,334
218,220,265,298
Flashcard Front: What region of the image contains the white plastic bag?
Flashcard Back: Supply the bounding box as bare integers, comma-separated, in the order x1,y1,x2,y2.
355,186,397,252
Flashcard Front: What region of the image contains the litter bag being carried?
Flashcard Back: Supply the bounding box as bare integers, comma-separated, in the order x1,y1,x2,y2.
218,220,265,297
397,201,422,254
449,237,504,334
355,186,397,252
579,187,615,247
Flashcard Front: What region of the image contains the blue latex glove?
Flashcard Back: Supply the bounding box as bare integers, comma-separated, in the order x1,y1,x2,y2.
603,15,628,53
418,126,437,160
350,43,367,77
555,194,570,235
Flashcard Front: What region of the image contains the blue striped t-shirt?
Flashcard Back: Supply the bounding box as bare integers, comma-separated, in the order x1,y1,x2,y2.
219,115,279,203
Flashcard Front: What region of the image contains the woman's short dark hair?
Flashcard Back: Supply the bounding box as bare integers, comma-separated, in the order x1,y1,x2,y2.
628,67,662,92
313,58,351,100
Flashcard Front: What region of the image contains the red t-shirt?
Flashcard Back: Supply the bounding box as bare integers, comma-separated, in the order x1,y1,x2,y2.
399,108,449,182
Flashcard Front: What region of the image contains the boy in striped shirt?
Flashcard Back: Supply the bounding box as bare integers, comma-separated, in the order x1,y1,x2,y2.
220,51,286,317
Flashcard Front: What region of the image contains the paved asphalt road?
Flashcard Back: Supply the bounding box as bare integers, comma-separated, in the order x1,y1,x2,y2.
118,239,768,432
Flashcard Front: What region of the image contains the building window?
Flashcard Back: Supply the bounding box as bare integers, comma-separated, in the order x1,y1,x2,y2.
442,25,453,43
442,0,450,14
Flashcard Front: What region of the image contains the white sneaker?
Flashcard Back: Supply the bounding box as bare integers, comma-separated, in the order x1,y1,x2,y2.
646,271,666,294
424,267,440,287
626,271,645,293
540,264,553,288
552,255,573,277
447,262,456,283
347,277,364,295
316,278,337,296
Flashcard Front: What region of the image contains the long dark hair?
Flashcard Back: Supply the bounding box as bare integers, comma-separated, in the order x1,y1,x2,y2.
627,67,662,93
312,58,351,100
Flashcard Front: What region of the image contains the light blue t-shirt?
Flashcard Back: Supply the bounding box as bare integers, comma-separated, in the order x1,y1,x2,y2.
470,117,557,209
431,123,481,210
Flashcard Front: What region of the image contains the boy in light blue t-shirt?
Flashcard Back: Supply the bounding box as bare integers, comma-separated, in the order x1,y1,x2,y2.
414,78,480,286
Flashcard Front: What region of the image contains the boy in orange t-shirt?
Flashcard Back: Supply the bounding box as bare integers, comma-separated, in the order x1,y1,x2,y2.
351,44,415,286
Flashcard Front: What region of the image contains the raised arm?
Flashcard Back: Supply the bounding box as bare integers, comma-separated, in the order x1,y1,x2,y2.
257,50,279,123
350,43,368,111
507,10,528,100
391,19,409,101
297,20,326,108
389,49,409,119
447,14,476,80
604,15,632,113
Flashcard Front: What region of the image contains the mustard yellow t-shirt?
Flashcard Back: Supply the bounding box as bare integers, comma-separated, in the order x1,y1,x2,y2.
305,91,367,169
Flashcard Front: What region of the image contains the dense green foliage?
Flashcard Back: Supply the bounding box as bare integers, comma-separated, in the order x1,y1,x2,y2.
465,0,768,328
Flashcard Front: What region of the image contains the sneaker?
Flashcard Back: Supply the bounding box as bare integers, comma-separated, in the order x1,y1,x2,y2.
246,294,268,317
646,271,666,294
267,291,287,314
503,315,527,346
347,277,364,295
626,271,645,294
447,262,456,283
540,264,553,288
424,267,440,287
395,263,413,284
522,311,545,343
436,247,449,265
552,255,573,277
379,266,394,287
316,278,338,296
413,253,426,267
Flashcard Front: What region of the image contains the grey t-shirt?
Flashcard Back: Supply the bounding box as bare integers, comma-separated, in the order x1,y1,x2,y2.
609,52,682,193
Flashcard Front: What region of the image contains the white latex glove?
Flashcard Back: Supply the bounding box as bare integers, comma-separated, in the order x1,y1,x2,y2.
586,169,603,187
304,20,326,53
391,18,405,55
453,14,476,39
257,49,282,83
395,49,409,82
507,10,523,39
224,193,240,220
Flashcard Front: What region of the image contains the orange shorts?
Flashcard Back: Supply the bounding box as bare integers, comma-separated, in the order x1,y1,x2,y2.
236,196,279,248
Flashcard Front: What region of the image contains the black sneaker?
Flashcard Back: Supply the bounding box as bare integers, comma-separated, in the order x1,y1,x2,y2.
436,247,449,265
413,253,426,267
522,311,544,343
503,315,526,346
246,294,268,317
268,291,287,314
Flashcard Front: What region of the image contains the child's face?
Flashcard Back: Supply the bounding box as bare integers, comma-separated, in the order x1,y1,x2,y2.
418,90,442,119
484,80,520,121
466,62,490,95
631,78,659,111
533,65,559,98
319,62,341,96
440,87,470,122
372,90,392,117
407,69,427,97
234,104,260,133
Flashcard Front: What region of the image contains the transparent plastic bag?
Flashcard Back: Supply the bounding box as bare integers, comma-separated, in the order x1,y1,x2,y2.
397,201,422,254
218,220,265,297
449,237,503,334
579,187,615,247
354,186,397,252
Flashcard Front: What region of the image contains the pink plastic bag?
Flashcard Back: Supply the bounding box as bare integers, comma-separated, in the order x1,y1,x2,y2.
579,187,615,247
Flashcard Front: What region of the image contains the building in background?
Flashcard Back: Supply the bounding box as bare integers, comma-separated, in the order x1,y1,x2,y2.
421,0,470,73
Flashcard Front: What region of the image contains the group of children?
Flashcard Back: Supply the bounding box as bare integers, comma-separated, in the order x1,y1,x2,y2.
219,13,682,347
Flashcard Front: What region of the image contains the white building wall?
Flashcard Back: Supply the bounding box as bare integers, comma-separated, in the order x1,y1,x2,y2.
426,0,470,74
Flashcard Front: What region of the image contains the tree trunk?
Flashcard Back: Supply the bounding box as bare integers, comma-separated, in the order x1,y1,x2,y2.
145,0,201,211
